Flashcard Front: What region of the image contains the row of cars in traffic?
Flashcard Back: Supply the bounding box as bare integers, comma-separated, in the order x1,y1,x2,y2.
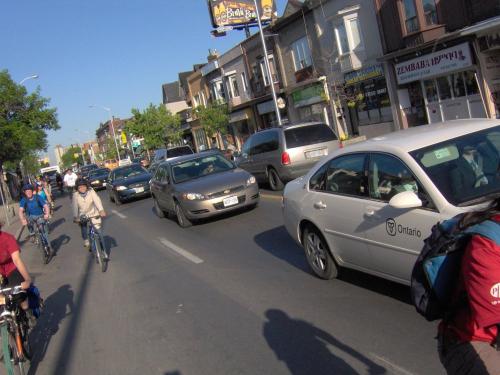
83,119,500,287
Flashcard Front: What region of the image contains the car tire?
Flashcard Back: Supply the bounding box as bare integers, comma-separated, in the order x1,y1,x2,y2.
303,226,338,280
114,192,122,206
109,193,115,203
268,168,284,191
153,198,165,218
174,201,192,228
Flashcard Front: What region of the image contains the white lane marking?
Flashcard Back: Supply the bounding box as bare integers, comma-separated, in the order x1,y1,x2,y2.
159,237,204,264
112,210,127,219
369,353,415,375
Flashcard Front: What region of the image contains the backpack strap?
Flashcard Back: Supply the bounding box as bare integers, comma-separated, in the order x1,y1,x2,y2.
465,220,500,246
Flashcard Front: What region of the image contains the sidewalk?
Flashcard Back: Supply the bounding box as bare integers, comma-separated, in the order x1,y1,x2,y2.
0,202,24,241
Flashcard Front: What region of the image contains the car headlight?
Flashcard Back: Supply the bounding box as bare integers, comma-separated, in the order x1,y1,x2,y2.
116,186,128,191
91,180,100,184
182,193,206,201
246,176,256,186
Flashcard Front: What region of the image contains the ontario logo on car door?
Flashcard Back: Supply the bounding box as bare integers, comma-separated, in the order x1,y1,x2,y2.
362,153,439,283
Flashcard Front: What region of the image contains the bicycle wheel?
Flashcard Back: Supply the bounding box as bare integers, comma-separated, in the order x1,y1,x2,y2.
94,236,108,273
1,323,25,375
18,314,32,361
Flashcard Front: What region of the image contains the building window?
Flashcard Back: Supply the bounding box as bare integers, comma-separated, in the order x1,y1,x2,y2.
227,75,240,99
335,15,364,55
291,37,312,71
259,55,278,87
211,79,225,102
422,0,438,25
436,76,452,100
403,0,419,33
241,72,248,92
345,77,392,126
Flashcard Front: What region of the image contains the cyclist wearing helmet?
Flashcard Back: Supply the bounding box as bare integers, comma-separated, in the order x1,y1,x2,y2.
73,179,106,249
19,184,50,241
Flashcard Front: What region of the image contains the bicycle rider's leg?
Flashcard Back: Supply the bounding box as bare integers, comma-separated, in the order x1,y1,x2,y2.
5,270,28,310
92,218,107,258
81,222,90,248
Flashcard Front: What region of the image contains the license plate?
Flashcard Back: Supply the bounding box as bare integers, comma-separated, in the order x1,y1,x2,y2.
134,187,144,193
223,196,239,207
0,294,6,305
306,149,328,159
306,149,327,159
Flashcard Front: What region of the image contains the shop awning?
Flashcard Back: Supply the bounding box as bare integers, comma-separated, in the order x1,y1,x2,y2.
229,109,249,123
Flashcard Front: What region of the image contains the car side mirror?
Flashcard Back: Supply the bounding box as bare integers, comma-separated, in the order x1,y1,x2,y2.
389,191,422,209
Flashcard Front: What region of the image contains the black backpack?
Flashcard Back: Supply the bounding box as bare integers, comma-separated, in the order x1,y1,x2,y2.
411,214,500,322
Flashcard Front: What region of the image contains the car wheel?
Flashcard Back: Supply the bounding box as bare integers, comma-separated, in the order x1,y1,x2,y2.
154,198,165,218
268,168,284,191
109,193,115,203
174,201,192,228
303,226,338,280
114,192,122,206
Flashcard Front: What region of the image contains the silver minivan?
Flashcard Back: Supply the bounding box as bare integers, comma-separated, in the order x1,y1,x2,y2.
236,122,339,190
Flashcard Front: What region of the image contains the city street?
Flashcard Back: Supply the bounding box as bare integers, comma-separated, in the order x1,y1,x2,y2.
10,189,443,375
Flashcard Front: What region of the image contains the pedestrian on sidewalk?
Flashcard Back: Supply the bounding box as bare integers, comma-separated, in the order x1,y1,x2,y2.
438,198,500,374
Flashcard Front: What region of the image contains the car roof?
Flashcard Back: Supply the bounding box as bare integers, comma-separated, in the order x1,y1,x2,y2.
112,163,145,171
161,151,221,165
343,119,500,154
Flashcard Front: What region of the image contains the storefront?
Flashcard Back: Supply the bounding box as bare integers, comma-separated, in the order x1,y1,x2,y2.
256,99,287,129
395,42,487,127
344,64,393,136
290,83,329,125
227,108,255,150
477,30,500,118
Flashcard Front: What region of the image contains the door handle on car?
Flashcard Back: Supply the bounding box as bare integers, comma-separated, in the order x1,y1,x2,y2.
313,201,327,210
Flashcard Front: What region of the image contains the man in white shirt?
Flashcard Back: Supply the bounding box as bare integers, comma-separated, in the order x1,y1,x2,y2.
63,169,78,197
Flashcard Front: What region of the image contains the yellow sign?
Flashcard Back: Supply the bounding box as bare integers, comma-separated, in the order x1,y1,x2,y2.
208,0,276,28
121,132,128,145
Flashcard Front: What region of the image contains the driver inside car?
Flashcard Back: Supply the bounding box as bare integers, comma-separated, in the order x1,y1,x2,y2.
450,145,488,198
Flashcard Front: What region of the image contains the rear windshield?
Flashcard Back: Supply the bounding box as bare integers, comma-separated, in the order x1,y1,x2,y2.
167,147,193,158
285,124,337,149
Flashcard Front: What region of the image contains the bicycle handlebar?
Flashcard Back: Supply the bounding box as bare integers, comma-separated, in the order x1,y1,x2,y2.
0,285,24,295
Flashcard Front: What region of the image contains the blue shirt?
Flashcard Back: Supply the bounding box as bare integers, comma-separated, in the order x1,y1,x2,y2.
20,196,46,216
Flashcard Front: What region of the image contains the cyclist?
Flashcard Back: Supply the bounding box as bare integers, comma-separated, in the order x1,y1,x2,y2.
36,182,54,214
19,184,50,243
72,179,107,251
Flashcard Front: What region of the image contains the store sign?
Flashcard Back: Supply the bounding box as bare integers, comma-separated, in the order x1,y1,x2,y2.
395,43,473,85
207,0,276,28
292,84,326,108
345,64,384,86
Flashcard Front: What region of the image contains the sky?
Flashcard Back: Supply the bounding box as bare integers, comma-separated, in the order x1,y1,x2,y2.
0,0,287,164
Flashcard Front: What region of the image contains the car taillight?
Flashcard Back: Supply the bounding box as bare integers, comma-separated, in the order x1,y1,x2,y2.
281,151,291,165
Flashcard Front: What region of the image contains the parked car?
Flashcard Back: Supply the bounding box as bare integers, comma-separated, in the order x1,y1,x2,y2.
79,164,98,178
106,163,151,205
150,151,259,227
88,168,111,190
235,122,339,190
153,145,194,163
283,119,500,285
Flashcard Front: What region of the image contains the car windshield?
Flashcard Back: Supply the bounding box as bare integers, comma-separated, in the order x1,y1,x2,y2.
113,165,147,180
410,125,500,206
284,124,337,148
172,154,235,183
89,168,110,178
167,147,193,158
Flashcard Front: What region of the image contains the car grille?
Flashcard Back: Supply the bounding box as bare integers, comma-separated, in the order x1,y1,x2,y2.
208,185,245,199
191,209,210,215
213,195,246,210
129,182,147,189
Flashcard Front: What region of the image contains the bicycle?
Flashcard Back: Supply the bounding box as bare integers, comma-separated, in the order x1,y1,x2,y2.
0,285,32,375
80,215,108,272
29,217,51,265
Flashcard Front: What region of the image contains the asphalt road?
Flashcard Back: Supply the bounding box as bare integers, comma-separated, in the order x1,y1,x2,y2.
7,189,444,375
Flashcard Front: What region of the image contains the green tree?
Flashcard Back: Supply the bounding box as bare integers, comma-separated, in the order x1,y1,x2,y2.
61,146,83,169
103,138,120,160
194,101,229,140
125,104,182,150
0,70,59,170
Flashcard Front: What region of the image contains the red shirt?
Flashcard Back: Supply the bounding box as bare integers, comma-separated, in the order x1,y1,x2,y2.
445,216,500,344
0,231,19,278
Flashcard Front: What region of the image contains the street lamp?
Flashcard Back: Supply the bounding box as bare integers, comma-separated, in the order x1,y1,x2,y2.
19,74,39,85
89,105,121,162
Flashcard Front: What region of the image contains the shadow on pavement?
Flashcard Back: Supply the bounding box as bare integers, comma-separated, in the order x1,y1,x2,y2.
338,269,411,305
28,284,75,375
254,226,311,274
49,218,66,232
104,236,117,258
52,205,62,212
50,234,71,255
163,371,182,375
263,309,387,375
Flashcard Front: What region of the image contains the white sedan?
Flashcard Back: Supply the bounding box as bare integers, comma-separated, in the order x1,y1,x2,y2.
283,119,500,285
